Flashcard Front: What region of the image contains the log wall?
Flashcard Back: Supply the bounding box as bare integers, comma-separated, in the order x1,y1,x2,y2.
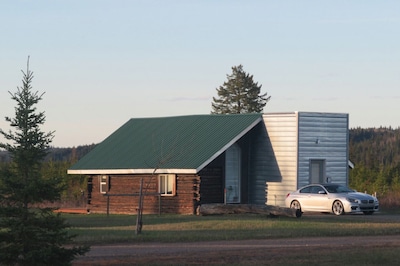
198,167,224,204
88,174,200,215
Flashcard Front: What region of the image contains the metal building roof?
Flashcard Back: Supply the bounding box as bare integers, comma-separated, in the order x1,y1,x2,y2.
68,113,262,175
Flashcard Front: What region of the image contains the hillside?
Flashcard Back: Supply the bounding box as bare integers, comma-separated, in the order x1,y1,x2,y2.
349,127,400,169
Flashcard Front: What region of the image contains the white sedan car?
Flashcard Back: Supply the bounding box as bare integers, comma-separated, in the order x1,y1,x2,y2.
285,184,379,215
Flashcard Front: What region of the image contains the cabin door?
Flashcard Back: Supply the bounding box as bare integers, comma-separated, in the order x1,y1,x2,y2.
225,143,241,203
310,159,325,184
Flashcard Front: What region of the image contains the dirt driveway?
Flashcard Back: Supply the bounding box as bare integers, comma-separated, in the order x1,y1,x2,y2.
73,214,400,265
73,235,400,265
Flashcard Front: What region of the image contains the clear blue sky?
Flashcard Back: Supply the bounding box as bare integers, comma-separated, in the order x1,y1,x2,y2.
1,1,399,147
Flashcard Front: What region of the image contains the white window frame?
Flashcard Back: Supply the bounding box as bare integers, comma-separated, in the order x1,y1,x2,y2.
100,175,108,194
158,174,176,196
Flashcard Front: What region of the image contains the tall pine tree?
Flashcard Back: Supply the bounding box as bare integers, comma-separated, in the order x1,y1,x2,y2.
211,65,270,114
0,58,88,265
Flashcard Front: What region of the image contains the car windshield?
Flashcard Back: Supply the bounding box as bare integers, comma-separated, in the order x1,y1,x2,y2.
323,184,354,193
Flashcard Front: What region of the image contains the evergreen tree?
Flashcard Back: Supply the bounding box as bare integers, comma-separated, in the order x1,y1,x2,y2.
0,58,88,265
211,65,270,114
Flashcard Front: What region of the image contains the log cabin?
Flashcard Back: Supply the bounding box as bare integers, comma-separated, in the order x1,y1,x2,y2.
67,112,349,214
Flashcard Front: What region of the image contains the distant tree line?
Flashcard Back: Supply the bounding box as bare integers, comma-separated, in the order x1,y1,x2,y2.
349,127,400,206
0,144,96,208
42,144,96,206
0,144,96,163
350,127,400,169
3,127,400,207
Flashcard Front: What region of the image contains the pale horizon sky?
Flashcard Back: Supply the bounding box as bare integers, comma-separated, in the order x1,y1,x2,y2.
1,1,399,148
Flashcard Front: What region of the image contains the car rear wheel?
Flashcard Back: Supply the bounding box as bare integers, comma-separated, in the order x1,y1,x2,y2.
290,200,301,211
332,200,344,215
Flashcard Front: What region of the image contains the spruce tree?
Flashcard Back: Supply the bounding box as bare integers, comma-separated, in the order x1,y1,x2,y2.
0,58,89,265
211,65,271,114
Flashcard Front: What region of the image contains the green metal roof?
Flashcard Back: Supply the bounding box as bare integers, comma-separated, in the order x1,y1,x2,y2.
68,113,262,174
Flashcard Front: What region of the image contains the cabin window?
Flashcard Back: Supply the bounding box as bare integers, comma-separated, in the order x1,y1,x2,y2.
99,175,109,194
159,174,176,196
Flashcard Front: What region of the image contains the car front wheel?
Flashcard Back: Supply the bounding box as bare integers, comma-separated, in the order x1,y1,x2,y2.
332,200,344,215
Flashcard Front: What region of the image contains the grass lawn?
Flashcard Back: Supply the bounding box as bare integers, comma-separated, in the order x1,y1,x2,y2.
67,211,400,265
65,211,400,245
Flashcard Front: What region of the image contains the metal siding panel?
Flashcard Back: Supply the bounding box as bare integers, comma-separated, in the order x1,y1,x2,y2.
266,181,297,206
298,112,349,187
254,112,349,206
242,112,348,206
260,113,298,206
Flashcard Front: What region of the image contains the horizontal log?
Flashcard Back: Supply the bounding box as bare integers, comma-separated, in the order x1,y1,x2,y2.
199,203,302,218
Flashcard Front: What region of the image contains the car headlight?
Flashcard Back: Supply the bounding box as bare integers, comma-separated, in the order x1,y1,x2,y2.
347,198,359,203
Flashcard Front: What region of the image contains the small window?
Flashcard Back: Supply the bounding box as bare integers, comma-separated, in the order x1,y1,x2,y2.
100,175,109,194
159,174,176,196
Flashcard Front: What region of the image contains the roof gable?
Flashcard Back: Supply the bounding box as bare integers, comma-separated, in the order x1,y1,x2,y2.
68,113,262,174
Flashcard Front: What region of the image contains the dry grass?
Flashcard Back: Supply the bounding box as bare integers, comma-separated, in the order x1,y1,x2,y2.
69,212,400,265
74,245,400,266
379,190,400,211
65,211,400,245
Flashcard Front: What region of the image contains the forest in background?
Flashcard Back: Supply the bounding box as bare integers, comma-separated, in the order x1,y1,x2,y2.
349,127,400,207
1,127,400,208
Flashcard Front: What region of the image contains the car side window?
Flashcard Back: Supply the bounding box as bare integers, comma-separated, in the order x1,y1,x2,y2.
324,185,338,193
310,186,322,194
300,187,311,193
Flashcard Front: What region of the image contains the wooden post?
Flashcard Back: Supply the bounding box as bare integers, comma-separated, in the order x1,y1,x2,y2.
135,177,144,235
158,193,161,216
224,188,226,205
106,194,110,217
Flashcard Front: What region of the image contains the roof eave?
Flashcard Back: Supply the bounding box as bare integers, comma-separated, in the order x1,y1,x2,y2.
67,168,198,175
196,116,263,172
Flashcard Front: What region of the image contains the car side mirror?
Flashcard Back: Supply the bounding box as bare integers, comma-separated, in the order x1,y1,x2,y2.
318,190,327,194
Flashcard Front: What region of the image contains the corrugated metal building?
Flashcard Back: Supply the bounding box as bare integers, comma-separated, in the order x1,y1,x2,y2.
253,112,349,207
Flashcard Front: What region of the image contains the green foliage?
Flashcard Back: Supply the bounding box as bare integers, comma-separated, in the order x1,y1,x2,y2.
0,208,88,265
45,145,96,162
0,59,89,265
41,160,88,205
211,65,270,114
350,127,400,169
349,127,400,204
